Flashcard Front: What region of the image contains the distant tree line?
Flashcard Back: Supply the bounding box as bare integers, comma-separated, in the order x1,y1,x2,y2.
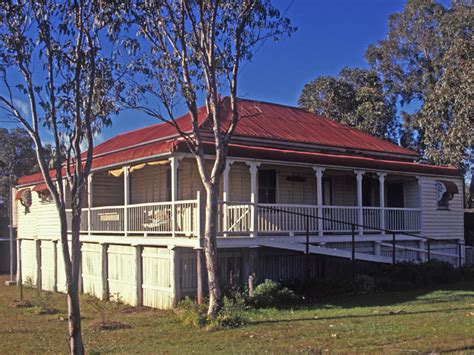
299,0,473,172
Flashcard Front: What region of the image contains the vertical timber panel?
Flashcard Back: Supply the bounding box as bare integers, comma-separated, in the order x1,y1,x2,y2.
107,245,137,305
142,247,173,309
81,243,103,299
40,240,56,291
21,239,37,286
56,241,69,293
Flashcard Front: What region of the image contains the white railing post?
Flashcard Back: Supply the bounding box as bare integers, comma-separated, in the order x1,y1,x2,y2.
378,173,386,235
417,176,424,236
222,161,232,237
169,157,180,238
196,190,203,246
248,162,259,238
87,173,93,236
355,170,365,235
313,167,325,237
123,166,130,236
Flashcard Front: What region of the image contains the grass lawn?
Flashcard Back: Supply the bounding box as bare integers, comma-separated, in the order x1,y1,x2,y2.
1,274,473,353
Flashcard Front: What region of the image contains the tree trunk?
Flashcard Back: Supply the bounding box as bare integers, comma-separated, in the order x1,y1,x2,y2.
204,183,222,319
62,209,84,355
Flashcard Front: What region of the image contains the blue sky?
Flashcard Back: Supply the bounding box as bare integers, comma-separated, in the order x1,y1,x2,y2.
1,0,445,143
102,0,411,142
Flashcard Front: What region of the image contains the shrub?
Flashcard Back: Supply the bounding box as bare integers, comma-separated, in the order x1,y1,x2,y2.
419,260,461,285
459,264,474,280
176,296,248,330
209,296,247,330
84,294,131,331
283,278,352,301
251,279,300,308
374,260,465,291
175,297,208,328
351,274,376,294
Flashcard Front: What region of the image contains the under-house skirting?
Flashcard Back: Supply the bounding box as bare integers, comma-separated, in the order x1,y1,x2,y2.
17,238,461,309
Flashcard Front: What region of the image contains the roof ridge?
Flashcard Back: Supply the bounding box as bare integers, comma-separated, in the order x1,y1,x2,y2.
233,96,417,156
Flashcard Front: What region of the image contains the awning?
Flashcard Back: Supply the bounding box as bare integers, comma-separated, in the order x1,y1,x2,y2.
440,180,459,194
15,188,29,200
32,183,48,192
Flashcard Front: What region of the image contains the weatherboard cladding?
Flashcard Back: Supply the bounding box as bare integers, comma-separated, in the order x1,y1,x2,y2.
17,98,459,186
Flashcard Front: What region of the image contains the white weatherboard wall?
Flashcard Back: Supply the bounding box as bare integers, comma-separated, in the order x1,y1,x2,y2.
21,239,37,286
142,247,173,309
17,189,59,239
107,245,137,305
40,241,56,291
421,176,464,240
82,243,103,299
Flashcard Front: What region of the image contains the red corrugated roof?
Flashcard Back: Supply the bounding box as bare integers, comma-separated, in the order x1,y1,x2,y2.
17,140,175,185
32,183,48,192
18,97,457,186
93,97,416,160
212,98,417,157
215,143,459,176
92,105,207,157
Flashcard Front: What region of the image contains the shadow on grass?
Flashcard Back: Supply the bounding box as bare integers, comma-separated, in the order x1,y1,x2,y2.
442,345,474,353
249,306,473,326
312,282,474,309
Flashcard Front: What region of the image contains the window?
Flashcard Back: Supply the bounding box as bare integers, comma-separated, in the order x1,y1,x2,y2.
436,181,449,209
258,169,276,203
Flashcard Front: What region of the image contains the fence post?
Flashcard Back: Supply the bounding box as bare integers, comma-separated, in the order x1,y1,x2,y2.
427,239,431,261
351,224,356,277
392,232,396,265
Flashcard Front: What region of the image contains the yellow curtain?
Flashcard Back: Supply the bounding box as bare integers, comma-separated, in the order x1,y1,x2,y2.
129,163,147,173
108,168,124,177
147,160,169,166
109,160,169,176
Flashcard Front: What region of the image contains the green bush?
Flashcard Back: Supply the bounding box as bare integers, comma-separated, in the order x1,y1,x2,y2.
209,296,247,330
283,278,352,301
351,274,376,294
419,260,461,284
175,297,208,328
251,279,301,308
459,264,474,280
374,260,465,291
176,296,248,330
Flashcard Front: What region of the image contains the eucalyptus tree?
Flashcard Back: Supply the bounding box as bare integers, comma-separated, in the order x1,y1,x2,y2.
365,0,473,169
0,128,38,216
0,1,125,353
123,0,294,318
299,67,397,139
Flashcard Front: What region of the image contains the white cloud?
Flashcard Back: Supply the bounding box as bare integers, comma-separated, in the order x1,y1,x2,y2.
80,132,105,151
13,98,29,117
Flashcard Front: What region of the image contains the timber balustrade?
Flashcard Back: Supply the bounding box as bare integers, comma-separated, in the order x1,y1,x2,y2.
66,199,199,237
66,200,421,237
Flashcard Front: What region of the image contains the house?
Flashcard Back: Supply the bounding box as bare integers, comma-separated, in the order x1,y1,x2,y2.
13,98,465,308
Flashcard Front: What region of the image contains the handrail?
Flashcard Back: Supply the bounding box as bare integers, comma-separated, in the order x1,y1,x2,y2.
258,205,465,247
